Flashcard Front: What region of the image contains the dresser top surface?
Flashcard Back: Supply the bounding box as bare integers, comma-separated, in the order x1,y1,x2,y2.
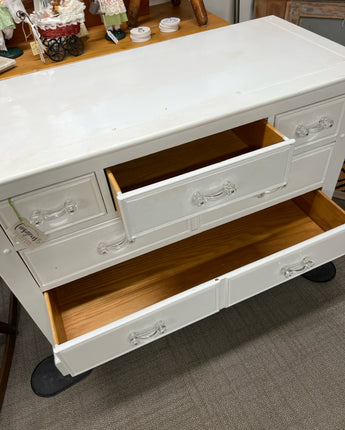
1,15,345,187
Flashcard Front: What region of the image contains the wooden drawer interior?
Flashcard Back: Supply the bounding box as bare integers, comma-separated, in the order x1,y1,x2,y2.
106,119,285,193
45,190,345,345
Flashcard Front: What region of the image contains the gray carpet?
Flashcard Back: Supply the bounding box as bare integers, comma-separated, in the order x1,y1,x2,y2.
1,211,345,429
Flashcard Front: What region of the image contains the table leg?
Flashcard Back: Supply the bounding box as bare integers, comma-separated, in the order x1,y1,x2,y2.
302,262,336,283
190,0,208,26
128,0,208,28
127,0,142,28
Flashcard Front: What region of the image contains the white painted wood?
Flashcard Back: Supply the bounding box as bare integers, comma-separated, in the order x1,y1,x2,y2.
53,279,220,376
323,134,345,197
21,217,191,289
199,144,334,231
1,17,345,373
275,96,345,154
0,227,53,343
21,143,332,290
1,16,345,191
225,223,345,307
50,188,345,375
116,140,294,239
0,174,106,248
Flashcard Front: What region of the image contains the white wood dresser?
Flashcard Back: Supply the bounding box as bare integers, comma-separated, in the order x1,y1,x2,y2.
1,16,345,376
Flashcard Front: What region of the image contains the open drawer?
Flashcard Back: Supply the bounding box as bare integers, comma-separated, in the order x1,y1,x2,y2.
106,120,294,240
45,190,345,376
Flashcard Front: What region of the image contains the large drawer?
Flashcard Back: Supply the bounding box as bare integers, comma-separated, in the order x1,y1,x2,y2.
106,120,294,240
46,277,220,376
0,173,106,248
45,190,345,375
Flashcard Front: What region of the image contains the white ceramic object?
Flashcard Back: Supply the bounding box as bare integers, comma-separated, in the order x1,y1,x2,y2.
159,17,180,33
130,26,151,42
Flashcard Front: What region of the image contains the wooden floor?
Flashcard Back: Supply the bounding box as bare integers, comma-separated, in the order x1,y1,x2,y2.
1,1,229,81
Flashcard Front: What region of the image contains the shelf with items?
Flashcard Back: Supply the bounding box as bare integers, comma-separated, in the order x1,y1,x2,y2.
2,0,229,79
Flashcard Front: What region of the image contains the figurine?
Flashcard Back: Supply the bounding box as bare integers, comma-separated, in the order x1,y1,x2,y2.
0,0,24,58
99,0,127,42
29,0,86,62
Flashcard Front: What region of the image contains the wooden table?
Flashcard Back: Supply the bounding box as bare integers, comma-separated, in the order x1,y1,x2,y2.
1,1,229,80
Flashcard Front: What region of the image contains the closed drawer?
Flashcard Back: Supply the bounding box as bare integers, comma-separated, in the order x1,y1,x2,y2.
275,97,345,154
0,173,106,247
44,189,345,375
106,120,294,240
21,217,191,289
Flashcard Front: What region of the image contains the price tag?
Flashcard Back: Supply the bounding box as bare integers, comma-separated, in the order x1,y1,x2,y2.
30,41,40,56
7,218,47,249
77,23,89,38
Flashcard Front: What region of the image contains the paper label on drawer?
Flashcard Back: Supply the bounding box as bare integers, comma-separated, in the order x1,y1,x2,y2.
7,218,47,249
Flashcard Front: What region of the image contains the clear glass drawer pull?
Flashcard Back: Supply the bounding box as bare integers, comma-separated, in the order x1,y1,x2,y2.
281,257,315,278
192,181,236,207
128,321,167,346
30,199,78,226
295,117,334,137
257,184,287,198
97,236,128,255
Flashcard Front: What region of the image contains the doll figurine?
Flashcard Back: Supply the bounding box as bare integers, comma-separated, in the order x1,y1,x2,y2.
99,0,127,42
0,0,17,57
0,0,27,58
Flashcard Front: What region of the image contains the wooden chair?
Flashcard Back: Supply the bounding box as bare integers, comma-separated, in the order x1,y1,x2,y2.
127,0,208,28
0,290,18,409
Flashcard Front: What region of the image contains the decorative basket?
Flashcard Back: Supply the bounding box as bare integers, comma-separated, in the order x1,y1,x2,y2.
38,23,81,39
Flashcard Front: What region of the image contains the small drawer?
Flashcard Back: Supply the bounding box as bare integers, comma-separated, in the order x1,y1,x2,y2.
21,217,191,289
106,120,294,240
44,190,345,375
199,144,334,230
0,173,106,247
275,97,345,153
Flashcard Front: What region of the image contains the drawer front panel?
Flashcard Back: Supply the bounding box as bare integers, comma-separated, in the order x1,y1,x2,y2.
199,144,334,230
117,142,293,239
53,280,219,376
275,97,345,153
0,174,106,245
21,218,191,289
226,226,345,307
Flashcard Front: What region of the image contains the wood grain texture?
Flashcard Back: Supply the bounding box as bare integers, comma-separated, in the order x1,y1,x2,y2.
107,120,283,192
190,0,208,26
254,0,345,20
105,168,125,221
45,290,67,344
294,189,345,230
45,190,345,344
2,1,228,81
127,0,142,28
285,1,345,24
254,0,288,18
